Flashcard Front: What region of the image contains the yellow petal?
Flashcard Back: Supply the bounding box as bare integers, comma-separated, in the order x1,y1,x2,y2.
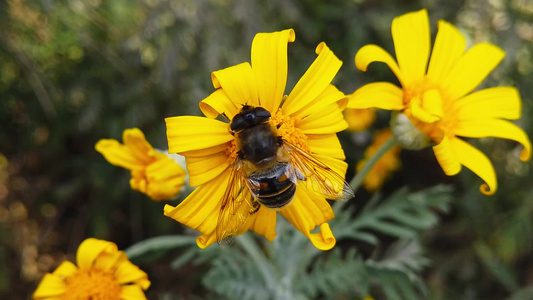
311,153,348,179
147,158,186,182
251,29,295,112
52,261,77,278
93,250,125,271
177,147,222,161
120,285,147,300
33,274,66,298
144,156,186,199
354,45,402,80
442,43,505,100
291,84,345,119
196,232,217,249
283,42,342,116
185,152,231,187
115,260,150,289
347,82,404,110
95,139,146,171
410,97,440,123
280,188,336,250
433,136,461,176
199,89,240,120
76,238,117,270
164,169,231,241
307,134,346,160
296,91,348,135
422,89,444,119
455,87,521,121
122,129,155,164
427,20,466,83
392,9,431,85
193,182,273,248
211,62,259,107
450,138,497,195
145,176,185,200
248,208,278,242
455,119,531,161
166,116,233,153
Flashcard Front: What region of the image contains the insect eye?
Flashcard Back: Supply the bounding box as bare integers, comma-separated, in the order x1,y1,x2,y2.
252,107,271,123
244,112,256,123
230,114,246,132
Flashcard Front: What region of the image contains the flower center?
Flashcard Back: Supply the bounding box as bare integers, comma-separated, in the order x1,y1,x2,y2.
225,139,239,162
62,268,121,300
271,109,310,153
401,77,459,143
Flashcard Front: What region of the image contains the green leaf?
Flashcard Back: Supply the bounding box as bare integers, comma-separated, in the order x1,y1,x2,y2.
474,241,519,292
334,185,453,243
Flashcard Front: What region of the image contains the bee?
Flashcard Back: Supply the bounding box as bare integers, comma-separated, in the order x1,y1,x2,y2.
217,105,354,244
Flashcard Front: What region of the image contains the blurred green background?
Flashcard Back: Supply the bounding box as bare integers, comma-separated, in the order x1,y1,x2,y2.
1,0,532,299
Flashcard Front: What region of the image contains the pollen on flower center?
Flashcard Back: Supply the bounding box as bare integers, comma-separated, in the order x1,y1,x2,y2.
401,77,459,142
271,109,310,153
62,268,121,300
225,139,239,162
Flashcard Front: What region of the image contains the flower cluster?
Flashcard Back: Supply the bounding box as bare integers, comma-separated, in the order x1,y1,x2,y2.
34,9,531,298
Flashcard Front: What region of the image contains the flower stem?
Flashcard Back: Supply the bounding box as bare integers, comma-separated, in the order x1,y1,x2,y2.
350,135,399,194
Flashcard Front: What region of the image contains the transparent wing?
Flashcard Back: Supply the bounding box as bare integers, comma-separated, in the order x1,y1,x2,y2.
283,140,355,201
216,158,258,245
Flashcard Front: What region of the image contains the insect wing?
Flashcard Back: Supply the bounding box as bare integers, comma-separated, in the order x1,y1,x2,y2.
216,159,256,245
283,140,354,201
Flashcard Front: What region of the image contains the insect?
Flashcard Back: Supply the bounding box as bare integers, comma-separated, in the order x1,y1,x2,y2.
216,105,354,244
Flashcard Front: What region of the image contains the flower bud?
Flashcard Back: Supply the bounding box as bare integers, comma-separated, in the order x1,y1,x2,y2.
390,112,434,150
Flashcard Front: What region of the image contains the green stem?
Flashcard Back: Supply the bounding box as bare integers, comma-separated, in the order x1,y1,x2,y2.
237,232,277,290
333,136,397,212
350,136,399,194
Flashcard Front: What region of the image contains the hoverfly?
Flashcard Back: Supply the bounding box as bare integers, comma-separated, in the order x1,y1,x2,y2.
216,105,354,244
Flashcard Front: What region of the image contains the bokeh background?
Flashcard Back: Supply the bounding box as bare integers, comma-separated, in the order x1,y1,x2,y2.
1,0,532,299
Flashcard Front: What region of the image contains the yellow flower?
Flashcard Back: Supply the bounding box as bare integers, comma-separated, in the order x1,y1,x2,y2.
33,238,150,300
164,29,349,250
357,129,401,192
344,108,376,131
348,9,531,195
96,128,186,201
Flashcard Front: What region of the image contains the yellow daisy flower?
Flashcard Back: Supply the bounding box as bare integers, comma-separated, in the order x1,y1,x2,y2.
344,108,377,131
96,128,186,201
164,29,349,250
357,129,401,192
348,9,531,195
33,238,150,300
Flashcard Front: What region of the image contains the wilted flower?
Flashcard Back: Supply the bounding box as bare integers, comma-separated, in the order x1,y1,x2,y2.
348,9,531,195
96,128,186,200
